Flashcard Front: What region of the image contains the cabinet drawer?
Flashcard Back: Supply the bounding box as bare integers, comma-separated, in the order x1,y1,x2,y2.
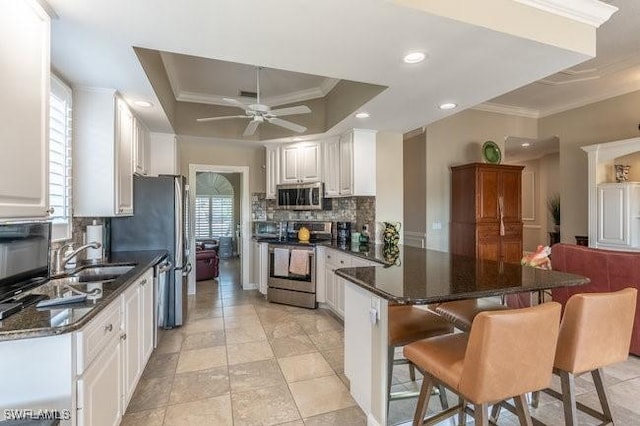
503,223,522,237
77,301,121,375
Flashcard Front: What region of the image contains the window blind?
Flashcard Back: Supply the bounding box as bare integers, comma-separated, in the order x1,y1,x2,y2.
195,195,233,239
49,75,73,241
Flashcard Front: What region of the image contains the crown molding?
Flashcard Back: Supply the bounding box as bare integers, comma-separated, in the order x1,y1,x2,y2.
513,0,618,27
538,75,600,85
538,81,640,117
472,102,540,119
176,78,339,107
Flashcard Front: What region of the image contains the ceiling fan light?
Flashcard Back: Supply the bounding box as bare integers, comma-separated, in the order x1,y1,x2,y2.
355,112,370,119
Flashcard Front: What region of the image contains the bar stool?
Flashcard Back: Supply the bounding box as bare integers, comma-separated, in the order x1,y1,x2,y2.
387,305,454,413
433,298,509,331
404,302,562,426
535,288,636,425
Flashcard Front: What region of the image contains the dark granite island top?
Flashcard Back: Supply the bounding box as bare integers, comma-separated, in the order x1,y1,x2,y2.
335,245,589,304
0,250,167,341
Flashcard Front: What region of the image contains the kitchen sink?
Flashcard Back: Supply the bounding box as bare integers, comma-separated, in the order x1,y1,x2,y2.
68,265,135,282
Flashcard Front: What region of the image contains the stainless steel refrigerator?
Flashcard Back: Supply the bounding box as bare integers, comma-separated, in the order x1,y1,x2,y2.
111,175,191,328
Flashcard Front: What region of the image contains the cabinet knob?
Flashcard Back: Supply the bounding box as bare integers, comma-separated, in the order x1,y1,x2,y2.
140,279,147,286
119,208,124,213
104,324,113,333
46,207,55,214
121,333,127,341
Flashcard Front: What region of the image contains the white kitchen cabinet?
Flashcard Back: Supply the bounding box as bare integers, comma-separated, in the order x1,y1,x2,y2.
597,182,640,249
74,89,135,216
251,241,269,294
133,117,150,176
323,130,377,198
323,248,353,319
77,338,122,426
149,132,178,176
122,269,154,407
266,145,280,199
323,138,340,197
280,142,321,183
0,2,51,221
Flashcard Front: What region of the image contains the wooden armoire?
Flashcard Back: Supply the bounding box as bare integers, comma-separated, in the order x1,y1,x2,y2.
450,163,524,263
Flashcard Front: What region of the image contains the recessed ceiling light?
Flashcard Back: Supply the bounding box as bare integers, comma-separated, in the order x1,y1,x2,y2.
134,100,153,108
439,103,457,110
403,52,426,64
521,142,531,147
355,112,370,119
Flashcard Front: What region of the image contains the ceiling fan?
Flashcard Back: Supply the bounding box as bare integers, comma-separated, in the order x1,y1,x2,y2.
196,67,311,137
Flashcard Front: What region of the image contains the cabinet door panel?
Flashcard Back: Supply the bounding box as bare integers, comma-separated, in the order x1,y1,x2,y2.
500,169,522,221
501,239,523,264
77,340,122,426
122,286,141,407
0,2,50,220
323,139,340,197
281,145,299,183
115,100,134,215
339,134,353,195
325,267,335,309
299,144,321,181
266,146,279,199
598,185,627,245
141,274,154,363
477,169,499,222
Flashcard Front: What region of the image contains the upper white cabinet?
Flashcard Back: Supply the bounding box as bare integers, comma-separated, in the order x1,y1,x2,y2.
0,2,51,221
323,137,340,197
266,145,280,199
74,89,135,216
324,130,377,198
597,182,640,249
149,132,178,176
281,142,321,183
133,117,150,176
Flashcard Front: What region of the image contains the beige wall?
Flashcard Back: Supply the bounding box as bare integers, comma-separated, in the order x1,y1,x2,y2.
403,130,426,246
424,109,538,251
177,135,266,194
539,89,640,244
376,132,403,244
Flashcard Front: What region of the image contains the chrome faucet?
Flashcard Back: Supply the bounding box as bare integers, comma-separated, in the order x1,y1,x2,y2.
53,241,102,275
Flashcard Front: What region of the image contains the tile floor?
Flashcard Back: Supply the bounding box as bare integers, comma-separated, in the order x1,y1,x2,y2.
122,258,640,425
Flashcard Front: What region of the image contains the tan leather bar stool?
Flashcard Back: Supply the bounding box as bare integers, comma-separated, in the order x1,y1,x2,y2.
404,302,562,426
387,305,454,413
534,288,636,425
433,298,509,331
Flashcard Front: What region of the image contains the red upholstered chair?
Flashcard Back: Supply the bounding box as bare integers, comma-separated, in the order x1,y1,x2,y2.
195,244,219,281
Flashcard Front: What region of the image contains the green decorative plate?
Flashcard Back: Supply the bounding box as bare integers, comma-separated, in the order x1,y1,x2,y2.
482,140,502,164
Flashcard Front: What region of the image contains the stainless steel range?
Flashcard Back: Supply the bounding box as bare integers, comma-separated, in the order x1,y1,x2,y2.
266,221,332,309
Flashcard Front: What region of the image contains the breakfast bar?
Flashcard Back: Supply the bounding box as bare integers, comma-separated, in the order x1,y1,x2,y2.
334,245,589,426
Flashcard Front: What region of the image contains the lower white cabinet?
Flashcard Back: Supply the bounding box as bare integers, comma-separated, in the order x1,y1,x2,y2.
77,268,154,425
77,338,122,426
597,182,640,249
252,241,269,294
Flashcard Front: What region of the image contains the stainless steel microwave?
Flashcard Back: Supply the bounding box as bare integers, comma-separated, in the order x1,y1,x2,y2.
276,182,324,210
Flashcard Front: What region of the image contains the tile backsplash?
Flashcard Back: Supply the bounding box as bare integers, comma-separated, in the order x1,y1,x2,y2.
251,193,375,237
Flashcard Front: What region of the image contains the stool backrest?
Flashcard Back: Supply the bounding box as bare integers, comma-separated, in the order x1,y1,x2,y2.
555,288,637,375
459,302,561,404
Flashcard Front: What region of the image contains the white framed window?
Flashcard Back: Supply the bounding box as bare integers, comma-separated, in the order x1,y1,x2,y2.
195,195,233,239
49,74,73,242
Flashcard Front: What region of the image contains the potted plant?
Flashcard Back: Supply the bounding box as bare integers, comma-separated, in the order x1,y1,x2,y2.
547,194,560,232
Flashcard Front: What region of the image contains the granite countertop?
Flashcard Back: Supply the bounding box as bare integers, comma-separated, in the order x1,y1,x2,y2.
0,250,167,342
335,245,590,304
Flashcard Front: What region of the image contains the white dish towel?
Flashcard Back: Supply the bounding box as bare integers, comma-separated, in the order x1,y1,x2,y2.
289,249,310,276
273,248,290,277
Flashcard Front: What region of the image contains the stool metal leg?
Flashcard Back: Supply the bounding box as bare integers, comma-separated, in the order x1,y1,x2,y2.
592,368,614,423
413,376,434,426
514,394,533,426
559,371,578,426
473,403,489,426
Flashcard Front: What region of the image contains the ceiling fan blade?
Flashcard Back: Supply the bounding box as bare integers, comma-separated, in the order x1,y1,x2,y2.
243,119,260,136
268,117,307,133
269,105,311,117
222,97,250,110
196,115,248,122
